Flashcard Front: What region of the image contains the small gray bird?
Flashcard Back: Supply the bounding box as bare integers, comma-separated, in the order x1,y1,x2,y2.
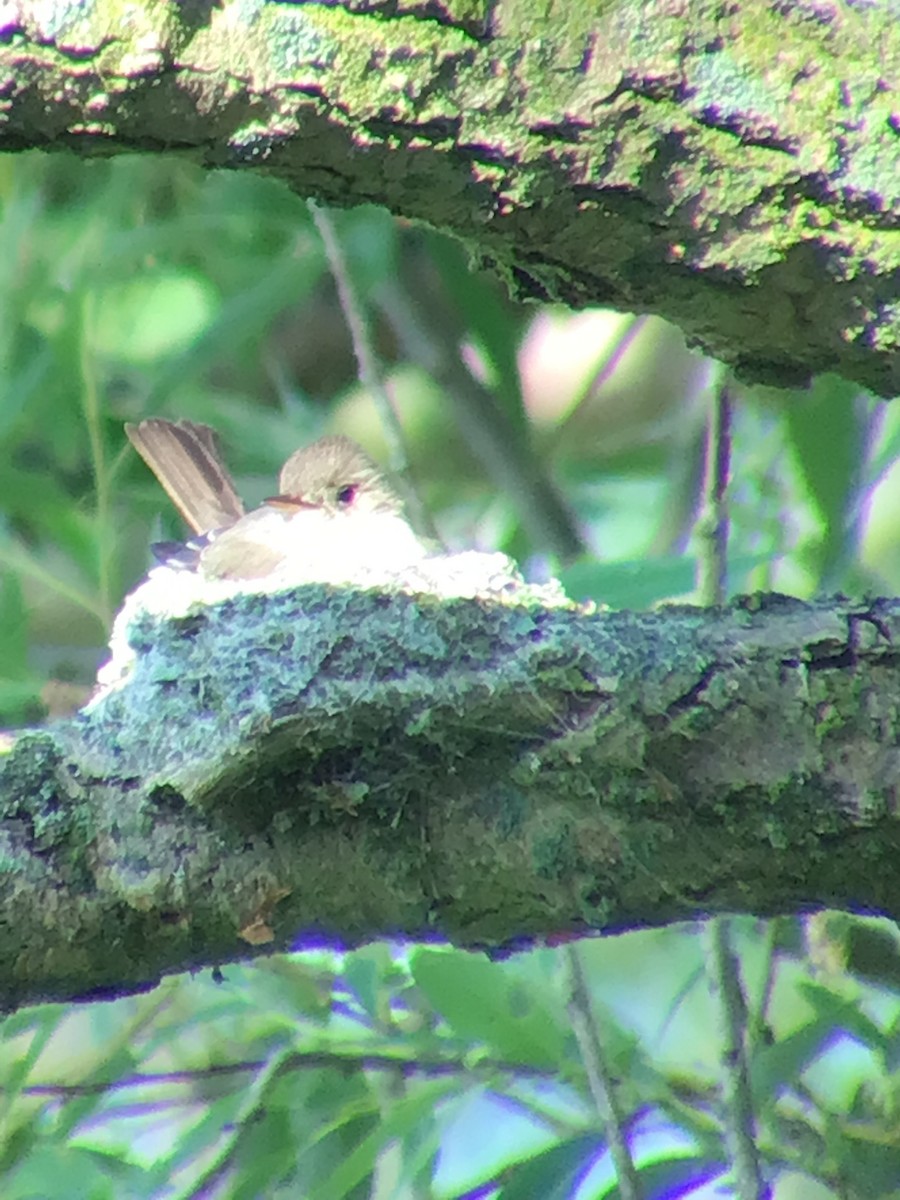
126,419,425,581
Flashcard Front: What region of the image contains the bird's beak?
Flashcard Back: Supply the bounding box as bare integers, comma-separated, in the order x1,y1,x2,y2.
264,493,318,511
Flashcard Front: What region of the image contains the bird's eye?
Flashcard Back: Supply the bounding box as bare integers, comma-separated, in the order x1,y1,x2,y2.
335,484,357,506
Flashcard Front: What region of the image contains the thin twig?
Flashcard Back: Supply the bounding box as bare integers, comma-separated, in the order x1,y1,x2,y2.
550,314,649,451
21,1047,556,1100
820,395,883,591
696,376,733,606
306,200,437,540
565,946,642,1200
175,1046,296,1200
747,919,781,1051
79,295,115,628
699,378,769,1199
377,274,585,561
706,920,769,1199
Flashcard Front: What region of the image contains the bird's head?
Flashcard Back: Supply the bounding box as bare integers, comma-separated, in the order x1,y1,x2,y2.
269,435,402,517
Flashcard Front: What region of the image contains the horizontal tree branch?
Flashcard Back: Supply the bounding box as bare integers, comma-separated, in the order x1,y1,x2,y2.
2,585,899,1010
1,2,898,393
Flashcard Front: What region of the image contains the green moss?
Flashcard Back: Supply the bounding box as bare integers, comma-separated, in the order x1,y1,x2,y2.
0,734,70,826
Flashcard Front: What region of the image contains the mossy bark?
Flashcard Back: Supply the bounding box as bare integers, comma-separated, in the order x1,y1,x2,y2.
2,586,899,1010
1,1,898,393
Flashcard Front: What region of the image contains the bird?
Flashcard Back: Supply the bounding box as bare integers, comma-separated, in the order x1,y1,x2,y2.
125,419,427,582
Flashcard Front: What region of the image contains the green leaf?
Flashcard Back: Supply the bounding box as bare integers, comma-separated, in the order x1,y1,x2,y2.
410,949,568,1066
0,570,28,678
496,1134,601,1200
142,250,322,408
229,1101,300,1200
342,947,388,1022
91,270,218,364
153,1091,245,1183
823,1122,900,1193
1,1004,69,1097
798,980,888,1054
8,1144,145,1200
559,552,770,608
330,205,400,295
561,555,696,607
314,1080,450,1200
785,374,865,583
427,231,527,430
751,1010,843,1102
603,1154,726,1199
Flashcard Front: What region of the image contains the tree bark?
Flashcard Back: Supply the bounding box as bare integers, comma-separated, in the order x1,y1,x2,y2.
1,1,898,394
2,585,899,1010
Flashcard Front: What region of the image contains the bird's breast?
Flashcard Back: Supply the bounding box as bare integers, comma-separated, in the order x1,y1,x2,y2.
198,506,426,583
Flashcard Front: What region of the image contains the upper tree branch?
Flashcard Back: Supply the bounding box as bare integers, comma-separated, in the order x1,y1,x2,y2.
1,1,898,393
2,586,899,1011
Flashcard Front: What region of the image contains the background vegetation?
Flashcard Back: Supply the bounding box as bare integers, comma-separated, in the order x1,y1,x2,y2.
1,152,898,1198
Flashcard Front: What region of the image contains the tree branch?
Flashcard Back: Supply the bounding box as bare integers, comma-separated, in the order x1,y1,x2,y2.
2,585,900,1011
1,2,898,393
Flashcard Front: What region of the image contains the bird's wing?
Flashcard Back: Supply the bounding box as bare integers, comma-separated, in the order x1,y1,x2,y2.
126,418,246,534
196,511,289,580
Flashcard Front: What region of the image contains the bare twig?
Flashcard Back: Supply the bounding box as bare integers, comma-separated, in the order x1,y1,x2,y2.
79,295,115,627
22,1048,556,1100
699,378,769,1199
377,273,585,561
706,920,769,1199
697,375,733,606
306,201,436,540
551,314,649,450
820,395,883,591
175,1046,295,1200
565,946,642,1200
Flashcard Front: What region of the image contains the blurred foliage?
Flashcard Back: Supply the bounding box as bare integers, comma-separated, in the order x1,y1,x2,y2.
1,152,899,1197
